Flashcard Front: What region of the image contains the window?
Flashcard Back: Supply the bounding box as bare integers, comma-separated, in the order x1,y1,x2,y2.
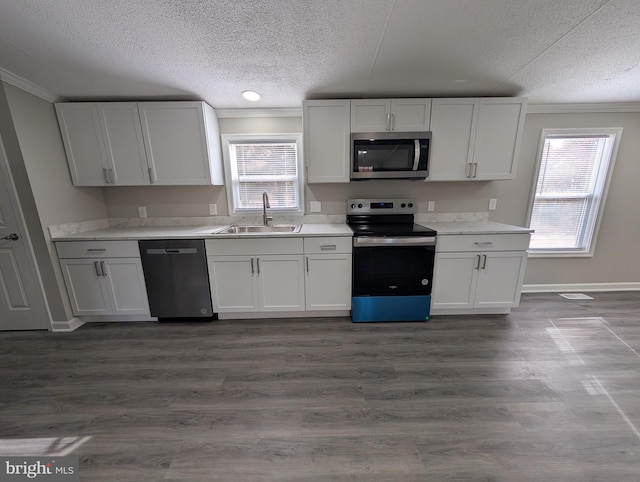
527,128,621,256
222,134,304,214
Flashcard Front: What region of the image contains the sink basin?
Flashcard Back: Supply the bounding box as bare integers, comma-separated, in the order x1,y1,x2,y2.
217,224,302,234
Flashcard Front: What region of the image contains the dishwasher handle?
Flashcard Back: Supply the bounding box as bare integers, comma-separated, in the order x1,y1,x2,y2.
145,248,198,255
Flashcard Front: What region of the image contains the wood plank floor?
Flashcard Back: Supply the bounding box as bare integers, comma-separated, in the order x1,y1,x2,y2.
1,291,640,481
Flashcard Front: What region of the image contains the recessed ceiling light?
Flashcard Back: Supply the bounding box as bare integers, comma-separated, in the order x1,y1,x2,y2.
242,90,261,101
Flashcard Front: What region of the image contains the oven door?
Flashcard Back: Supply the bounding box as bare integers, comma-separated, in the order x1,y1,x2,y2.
352,236,435,296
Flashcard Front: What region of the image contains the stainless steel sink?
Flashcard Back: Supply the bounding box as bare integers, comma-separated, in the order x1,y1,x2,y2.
217,224,302,234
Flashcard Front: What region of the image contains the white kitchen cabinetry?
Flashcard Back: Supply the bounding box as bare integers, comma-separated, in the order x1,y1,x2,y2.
206,238,305,313
428,97,527,181
303,237,352,310
431,233,530,314
55,101,223,186
303,100,351,183
56,241,150,317
351,99,431,132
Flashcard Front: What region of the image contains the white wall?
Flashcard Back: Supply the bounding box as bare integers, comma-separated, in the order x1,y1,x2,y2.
3,83,108,320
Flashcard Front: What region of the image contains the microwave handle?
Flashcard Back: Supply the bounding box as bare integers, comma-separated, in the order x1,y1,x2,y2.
412,139,420,171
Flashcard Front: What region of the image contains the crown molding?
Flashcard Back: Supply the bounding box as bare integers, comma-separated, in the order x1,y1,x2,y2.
0,67,59,103
215,107,302,118
527,102,640,114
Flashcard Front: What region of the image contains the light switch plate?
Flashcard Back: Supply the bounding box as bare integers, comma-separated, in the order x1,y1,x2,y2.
138,206,147,218
310,201,322,213
489,198,497,210
427,201,435,212
209,204,218,215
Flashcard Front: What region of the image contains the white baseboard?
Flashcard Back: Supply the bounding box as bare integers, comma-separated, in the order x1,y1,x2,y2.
522,282,640,293
50,317,85,332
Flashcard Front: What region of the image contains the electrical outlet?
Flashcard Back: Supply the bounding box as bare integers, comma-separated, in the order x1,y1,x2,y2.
310,201,322,213
138,206,147,218
489,198,497,211
427,201,435,212
209,204,218,215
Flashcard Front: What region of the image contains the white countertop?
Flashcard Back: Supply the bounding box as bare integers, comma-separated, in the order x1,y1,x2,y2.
51,223,354,241
423,221,533,235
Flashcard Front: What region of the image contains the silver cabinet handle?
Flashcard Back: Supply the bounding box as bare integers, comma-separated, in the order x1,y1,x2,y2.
148,167,155,184
481,254,487,269
109,168,115,184
306,256,309,273
320,245,336,251
103,168,110,184
100,261,106,276
391,113,395,131
256,257,260,274
474,242,493,246
87,248,106,252
471,163,478,178
467,163,473,178
474,254,481,269
386,113,391,131
250,258,255,274
94,261,102,276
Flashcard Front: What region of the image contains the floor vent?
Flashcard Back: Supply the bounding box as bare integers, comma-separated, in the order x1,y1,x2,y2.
559,293,594,300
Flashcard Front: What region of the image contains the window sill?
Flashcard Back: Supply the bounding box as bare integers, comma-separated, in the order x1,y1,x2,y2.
527,250,594,259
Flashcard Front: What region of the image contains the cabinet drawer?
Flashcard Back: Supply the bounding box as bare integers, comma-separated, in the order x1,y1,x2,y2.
303,237,352,254
56,240,140,259
437,233,530,253
206,237,303,256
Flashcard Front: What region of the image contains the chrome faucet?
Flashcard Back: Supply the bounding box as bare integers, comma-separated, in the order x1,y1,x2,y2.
262,191,272,226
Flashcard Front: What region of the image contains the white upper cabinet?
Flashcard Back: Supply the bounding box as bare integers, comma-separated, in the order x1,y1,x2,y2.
98,103,150,185
56,101,223,186
138,102,223,185
350,99,431,132
55,103,110,186
428,97,527,181
303,100,351,183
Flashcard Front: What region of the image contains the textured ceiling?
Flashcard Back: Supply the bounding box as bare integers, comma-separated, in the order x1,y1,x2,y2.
1,0,639,108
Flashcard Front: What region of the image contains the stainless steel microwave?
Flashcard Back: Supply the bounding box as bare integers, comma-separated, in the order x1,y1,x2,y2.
351,131,431,180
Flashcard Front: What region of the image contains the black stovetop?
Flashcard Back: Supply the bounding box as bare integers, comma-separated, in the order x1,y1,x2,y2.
347,218,437,237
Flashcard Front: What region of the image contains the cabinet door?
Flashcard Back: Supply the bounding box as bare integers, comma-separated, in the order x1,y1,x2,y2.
101,258,150,315
350,99,391,132
256,255,305,311
55,103,109,186
390,99,431,131
59,259,111,316
139,102,213,185
303,100,350,183
473,98,527,180
431,252,478,310
208,256,259,312
427,99,479,181
474,252,527,309
98,103,150,185
305,254,352,310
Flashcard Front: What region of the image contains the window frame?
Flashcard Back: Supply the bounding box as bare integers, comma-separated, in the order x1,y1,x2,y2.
525,127,622,258
221,133,305,216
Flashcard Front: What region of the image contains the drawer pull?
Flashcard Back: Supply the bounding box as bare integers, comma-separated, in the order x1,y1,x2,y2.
474,242,493,246
87,248,107,252
320,244,337,250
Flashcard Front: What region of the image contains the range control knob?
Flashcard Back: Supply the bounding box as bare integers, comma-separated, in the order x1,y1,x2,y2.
408,203,414,208
401,203,406,208
350,204,356,209
358,203,363,208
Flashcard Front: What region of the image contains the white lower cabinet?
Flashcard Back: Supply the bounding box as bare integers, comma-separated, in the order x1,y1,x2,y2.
431,233,530,314
206,238,305,314
57,241,150,317
304,237,352,310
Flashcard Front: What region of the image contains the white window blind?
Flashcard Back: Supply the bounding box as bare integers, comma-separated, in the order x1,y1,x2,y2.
226,138,302,212
528,129,620,255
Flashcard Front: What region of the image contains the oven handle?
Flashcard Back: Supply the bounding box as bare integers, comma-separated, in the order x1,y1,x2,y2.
354,236,436,247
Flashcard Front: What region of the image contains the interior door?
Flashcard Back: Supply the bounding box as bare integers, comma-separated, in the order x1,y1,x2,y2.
0,138,48,330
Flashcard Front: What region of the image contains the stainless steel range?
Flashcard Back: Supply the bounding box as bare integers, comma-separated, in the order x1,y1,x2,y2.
347,198,437,322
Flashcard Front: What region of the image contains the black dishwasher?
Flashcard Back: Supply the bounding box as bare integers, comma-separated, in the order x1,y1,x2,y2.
139,239,215,319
